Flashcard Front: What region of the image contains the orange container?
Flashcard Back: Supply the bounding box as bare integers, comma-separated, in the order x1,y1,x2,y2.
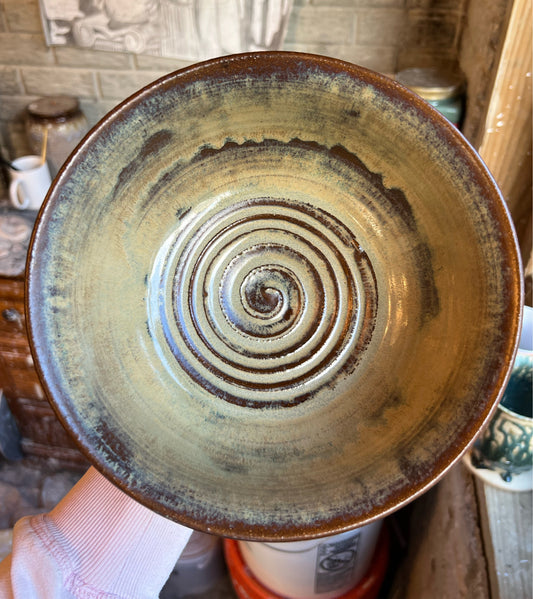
224,527,390,599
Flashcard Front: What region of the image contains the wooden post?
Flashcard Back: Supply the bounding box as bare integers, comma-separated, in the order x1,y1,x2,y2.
477,0,532,274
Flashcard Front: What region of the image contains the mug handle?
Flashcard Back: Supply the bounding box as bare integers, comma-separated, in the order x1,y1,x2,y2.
9,179,30,210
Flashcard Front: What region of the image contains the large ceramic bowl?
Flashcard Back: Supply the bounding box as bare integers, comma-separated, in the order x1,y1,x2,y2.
26,52,522,540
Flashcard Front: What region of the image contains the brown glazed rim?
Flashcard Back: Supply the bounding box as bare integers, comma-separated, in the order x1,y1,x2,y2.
25,52,523,540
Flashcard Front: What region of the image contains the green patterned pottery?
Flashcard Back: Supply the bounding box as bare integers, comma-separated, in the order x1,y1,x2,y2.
467,305,532,491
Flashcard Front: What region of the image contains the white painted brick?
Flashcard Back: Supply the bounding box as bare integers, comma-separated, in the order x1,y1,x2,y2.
396,48,458,72
0,6,7,33
54,46,133,69
357,9,407,46
134,54,193,72
0,66,22,94
310,0,355,4
5,118,31,158
283,42,397,73
0,95,38,122
0,33,55,66
405,10,460,49
3,0,42,33
286,6,355,45
98,70,169,100
339,45,398,73
79,98,122,127
22,67,97,98
0,96,37,163
282,42,335,55
0,0,468,165
313,0,403,6
407,0,463,9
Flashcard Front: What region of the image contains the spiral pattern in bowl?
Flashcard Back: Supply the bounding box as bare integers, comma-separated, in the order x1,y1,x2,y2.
149,197,377,408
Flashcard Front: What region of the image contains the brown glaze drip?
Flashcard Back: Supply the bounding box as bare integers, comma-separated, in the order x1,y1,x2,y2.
193,137,440,325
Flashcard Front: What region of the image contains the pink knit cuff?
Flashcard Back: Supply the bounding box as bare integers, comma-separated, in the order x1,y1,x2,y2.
35,466,192,598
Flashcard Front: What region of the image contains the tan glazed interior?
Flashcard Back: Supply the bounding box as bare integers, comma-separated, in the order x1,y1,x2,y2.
26,53,522,541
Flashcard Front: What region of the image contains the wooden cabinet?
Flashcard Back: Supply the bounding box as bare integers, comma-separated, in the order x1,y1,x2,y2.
0,279,43,401
0,275,87,468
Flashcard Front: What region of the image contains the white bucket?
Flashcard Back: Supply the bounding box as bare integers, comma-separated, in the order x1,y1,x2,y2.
237,519,383,599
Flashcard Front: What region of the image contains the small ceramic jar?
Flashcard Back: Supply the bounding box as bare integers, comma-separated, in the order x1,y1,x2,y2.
25,96,90,177
395,67,465,127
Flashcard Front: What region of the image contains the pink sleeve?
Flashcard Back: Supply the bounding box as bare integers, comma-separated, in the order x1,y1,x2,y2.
0,466,192,598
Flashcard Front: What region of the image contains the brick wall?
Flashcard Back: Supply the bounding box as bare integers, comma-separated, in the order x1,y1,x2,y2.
0,0,466,181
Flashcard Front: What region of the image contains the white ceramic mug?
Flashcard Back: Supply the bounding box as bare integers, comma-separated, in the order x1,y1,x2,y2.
238,519,383,599
8,155,51,211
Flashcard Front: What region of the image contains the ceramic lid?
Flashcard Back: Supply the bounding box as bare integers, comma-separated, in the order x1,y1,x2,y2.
396,67,464,101
27,96,80,120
